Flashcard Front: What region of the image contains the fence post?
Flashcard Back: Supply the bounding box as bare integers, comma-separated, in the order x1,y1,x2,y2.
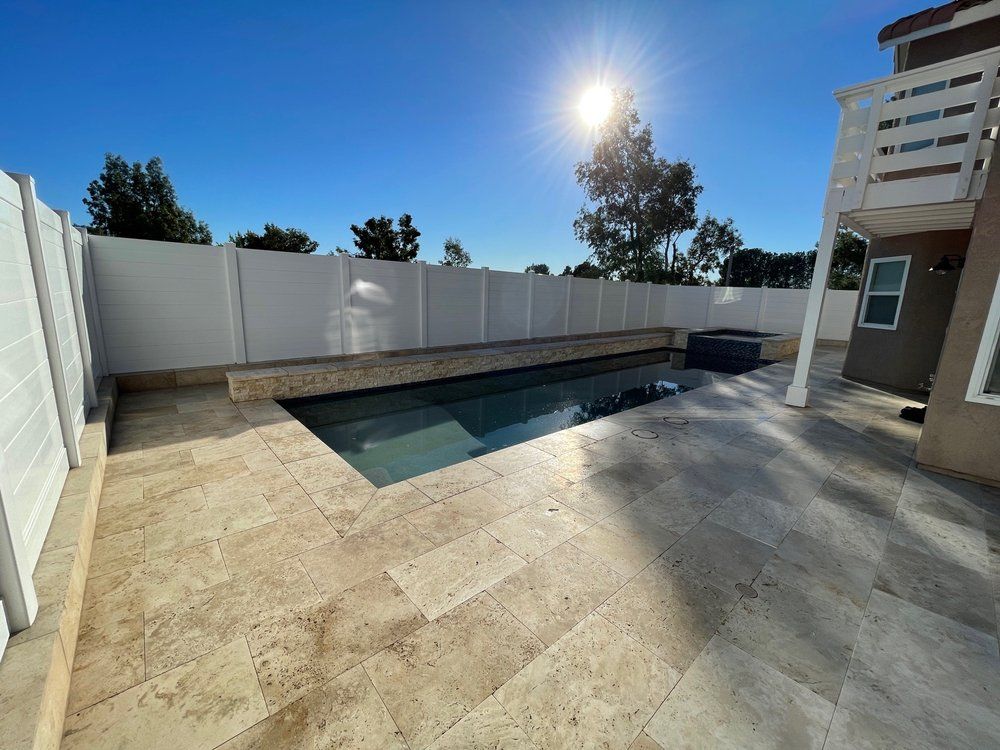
755,286,768,331
79,228,108,377
56,211,98,406
563,274,572,335
222,243,247,364
704,287,714,327
480,266,490,343
11,173,80,468
338,252,352,354
526,271,535,338
621,281,630,330
0,447,38,630
596,278,605,332
662,285,671,325
417,260,428,347
643,282,652,327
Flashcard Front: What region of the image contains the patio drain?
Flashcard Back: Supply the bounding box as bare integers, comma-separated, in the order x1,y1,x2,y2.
631,429,659,439
735,583,758,598
661,416,689,427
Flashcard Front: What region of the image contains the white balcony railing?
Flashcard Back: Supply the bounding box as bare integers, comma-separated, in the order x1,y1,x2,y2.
827,46,1000,236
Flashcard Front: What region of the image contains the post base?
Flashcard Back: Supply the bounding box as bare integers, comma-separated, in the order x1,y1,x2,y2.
785,385,810,408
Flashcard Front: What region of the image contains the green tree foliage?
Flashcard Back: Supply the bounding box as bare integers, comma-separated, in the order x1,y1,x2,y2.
440,237,472,267
525,263,551,275
682,214,743,285
83,154,212,243
559,261,604,279
349,213,420,261
726,230,868,289
824,228,868,290
574,89,702,282
229,223,318,254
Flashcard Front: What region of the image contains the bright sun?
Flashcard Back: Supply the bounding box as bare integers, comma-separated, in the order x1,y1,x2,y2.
579,85,612,127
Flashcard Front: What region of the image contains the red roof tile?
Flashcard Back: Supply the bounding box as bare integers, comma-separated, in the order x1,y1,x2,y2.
878,0,992,45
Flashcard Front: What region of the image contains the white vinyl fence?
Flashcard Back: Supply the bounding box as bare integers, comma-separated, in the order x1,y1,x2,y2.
87,235,859,374
0,171,100,631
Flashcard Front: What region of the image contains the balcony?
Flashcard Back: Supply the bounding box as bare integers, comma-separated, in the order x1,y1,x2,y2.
827,45,1000,237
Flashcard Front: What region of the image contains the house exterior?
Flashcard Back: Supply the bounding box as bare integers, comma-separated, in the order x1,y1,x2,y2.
788,0,1000,485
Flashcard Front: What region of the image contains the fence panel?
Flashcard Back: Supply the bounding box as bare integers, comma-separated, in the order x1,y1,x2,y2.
598,280,627,331
819,290,858,340
348,257,420,353
531,273,568,337
759,289,810,333
664,285,710,328
567,277,600,334
709,287,763,330
427,264,482,346
488,270,529,341
624,283,647,328
648,284,667,325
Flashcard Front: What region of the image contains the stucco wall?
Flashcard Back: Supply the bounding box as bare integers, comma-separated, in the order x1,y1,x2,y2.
841,230,967,392
917,169,1000,485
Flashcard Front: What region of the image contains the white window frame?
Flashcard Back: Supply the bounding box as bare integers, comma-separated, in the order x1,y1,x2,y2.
966,271,1000,406
858,255,911,330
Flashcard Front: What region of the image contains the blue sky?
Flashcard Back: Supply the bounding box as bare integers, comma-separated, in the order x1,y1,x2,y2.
4,0,927,271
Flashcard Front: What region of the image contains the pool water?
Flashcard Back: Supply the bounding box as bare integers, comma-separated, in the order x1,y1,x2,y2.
281,349,765,487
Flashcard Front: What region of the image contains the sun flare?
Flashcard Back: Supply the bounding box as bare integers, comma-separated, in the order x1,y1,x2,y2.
579,85,612,127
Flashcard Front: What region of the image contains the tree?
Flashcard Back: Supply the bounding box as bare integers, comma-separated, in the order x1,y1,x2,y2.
84,154,212,243
825,228,868,290
574,89,702,282
349,213,420,261
525,263,551,275
441,237,471,267
683,214,743,285
229,223,318,254
724,229,868,289
560,261,604,279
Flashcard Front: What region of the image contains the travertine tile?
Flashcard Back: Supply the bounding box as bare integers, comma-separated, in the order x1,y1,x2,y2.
141,455,248,498
285,453,362,493
83,542,229,624
475,443,553,475
241,447,283,472
663,521,774,592
95,486,207,538
248,573,426,712
389,530,525,620
707,489,802,546
263,431,331,463
144,494,276,559
405,488,512,546
98,477,143,508
66,614,145,714
490,543,626,645
409,460,501,501
484,499,592,561
528,430,594,455
826,590,1000,750
299,516,433,599
542,446,617,482
189,428,266,465
264,484,315,517
217,665,406,749
569,512,679,578
645,636,834,749
88,528,144,578
427,696,534,750
794,496,890,561
481,464,572,509
62,639,267,750
551,471,643,521
0,633,68,750
219,509,339,576
348,481,434,534
310,478,379,533
888,507,990,571
103,450,193,485
626,482,723,534
496,612,677,749
718,575,862,703
202,465,297,505
571,418,626,440
599,559,739,673
364,593,543,750
145,559,321,677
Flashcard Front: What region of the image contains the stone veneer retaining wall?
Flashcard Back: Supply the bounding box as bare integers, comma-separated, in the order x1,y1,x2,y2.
227,332,675,402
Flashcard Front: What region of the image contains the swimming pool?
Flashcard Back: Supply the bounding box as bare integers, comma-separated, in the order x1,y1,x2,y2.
281,349,766,486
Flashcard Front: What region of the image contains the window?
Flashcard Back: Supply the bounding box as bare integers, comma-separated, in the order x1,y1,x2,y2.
966,272,1000,406
859,256,910,330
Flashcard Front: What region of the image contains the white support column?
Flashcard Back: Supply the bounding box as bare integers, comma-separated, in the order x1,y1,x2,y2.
0,447,38,631
785,212,840,407
12,173,80,468
643,282,652,327
563,274,572,334
79,228,108,377
955,53,1000,199
417,260,428,347
621,281,630,330
596,278,605,332
526,271,535,338
222,243,247,364
480,266,490,343
56,211,97,406
338,252,352,354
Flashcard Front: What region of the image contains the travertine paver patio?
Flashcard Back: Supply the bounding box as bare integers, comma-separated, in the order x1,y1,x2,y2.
61,347,1000,749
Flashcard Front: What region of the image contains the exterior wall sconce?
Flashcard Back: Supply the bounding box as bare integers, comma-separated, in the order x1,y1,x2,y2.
929,254,966,274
